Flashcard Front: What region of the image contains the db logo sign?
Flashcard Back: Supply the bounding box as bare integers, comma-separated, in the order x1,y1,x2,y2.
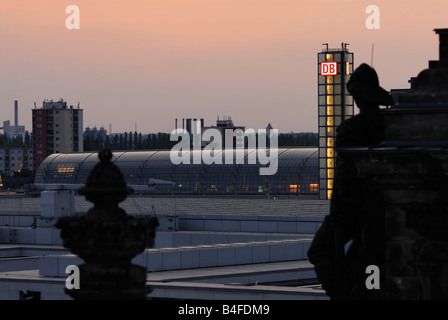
321,61,337,76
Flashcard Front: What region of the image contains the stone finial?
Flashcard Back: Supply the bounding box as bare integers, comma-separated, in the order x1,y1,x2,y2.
56,149,159,299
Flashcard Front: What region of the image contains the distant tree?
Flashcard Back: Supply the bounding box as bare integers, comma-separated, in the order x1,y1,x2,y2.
128,131,133,150
105,135,110,149
83,135,90,151
24,131,32,147
133,131,138,150
0,134,8,147
137,133,143,149
111,134,118,150
117,134,122,150
9,134,24,147
145,134,152,149
123,132,128,150
277,132,318,147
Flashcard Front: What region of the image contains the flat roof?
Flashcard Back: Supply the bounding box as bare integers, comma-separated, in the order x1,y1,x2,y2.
0,195,329,217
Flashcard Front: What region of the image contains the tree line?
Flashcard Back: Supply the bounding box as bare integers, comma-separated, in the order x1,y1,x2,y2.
0,132,32,148
277,132,318,147
83,131,318,152
83,132,174,151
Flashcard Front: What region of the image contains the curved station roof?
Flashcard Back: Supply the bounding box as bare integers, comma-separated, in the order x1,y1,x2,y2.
34,148,318,195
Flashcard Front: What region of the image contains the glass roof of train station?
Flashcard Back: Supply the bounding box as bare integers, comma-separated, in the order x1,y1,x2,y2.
34,148,318,195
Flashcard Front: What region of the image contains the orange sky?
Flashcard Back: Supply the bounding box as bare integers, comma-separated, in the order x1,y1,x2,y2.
1,0,447,133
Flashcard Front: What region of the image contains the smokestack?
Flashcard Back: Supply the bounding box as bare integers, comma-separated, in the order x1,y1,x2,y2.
14,100,18,127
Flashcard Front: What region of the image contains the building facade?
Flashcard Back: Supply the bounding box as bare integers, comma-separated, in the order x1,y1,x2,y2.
32,99,83,172
0,147,34,176
317,43,354,200
2,120,25,141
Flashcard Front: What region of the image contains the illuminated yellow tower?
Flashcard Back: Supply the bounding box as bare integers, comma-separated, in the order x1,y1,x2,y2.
318,43,354,200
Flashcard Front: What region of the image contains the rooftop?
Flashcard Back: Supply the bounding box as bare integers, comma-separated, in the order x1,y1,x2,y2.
0,194,329,300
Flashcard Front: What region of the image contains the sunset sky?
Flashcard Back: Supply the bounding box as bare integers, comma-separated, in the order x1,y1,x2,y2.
1,0,447,134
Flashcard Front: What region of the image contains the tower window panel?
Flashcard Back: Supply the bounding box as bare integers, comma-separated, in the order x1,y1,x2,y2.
345,106,354,116
319,96,326,105
319,117,326,126
327,96,334,105
346,96,353,105
327,117,334,126
327,137,334,147
327,106,334,116
326,76,333,84
326,86,333,94
319,106,326,116
327,168,334,179
334,85,342,94
327,126,334,135
319,86,326,94
320,169,327,178
327,189,333,199
326,53,333,60
335,117,342,126
319,149,326,157
327,148,334,157
319,126,326,136
319,76,326,84
320,159,327,168
334,96,342,105
327,179,333,189
319,138,326,147
335,106,342,115
333,75,341,84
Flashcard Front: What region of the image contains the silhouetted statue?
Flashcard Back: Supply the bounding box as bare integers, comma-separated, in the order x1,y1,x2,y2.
56,149,159,300
308,63,394,299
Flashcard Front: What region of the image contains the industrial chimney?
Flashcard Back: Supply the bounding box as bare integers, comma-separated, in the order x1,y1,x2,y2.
14,100,18,128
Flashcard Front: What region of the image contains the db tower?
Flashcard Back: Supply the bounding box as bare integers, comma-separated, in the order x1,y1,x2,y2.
317,43,354,200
